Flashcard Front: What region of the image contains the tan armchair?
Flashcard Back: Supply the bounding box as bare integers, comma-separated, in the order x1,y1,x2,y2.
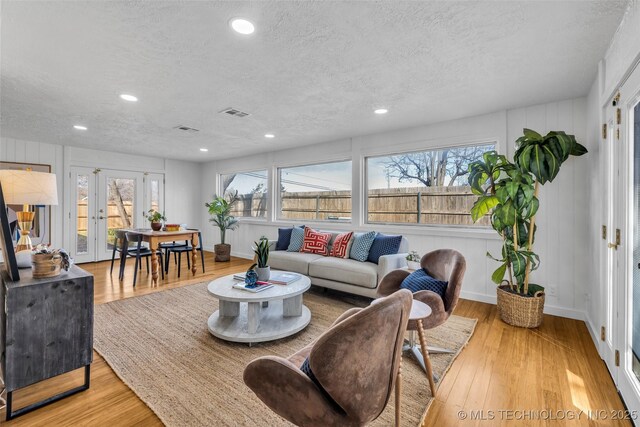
377,249,466,393
243,289,413,427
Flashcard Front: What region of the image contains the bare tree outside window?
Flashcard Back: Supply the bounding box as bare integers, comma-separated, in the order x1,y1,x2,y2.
368,143,495,226
220,171,268,218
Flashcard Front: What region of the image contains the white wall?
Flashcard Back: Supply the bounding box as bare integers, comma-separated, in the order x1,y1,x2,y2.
0,137,202,254
201,100,589,319
603,0,640,100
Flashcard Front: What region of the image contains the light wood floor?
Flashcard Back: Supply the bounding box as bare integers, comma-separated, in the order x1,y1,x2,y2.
1,252,630,426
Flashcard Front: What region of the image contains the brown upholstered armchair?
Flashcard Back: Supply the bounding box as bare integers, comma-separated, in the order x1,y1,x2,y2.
377,249,466,393
244,290,413,427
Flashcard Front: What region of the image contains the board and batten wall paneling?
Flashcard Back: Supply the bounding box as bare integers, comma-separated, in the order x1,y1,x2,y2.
0,137,65,248
200,100,588,320
585,76,604,346
164,159,203,231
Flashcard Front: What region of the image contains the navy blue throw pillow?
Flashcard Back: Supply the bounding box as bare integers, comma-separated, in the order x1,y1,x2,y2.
300,358,340,408
400,268,448,298
367,233,402,264
276,225,304,251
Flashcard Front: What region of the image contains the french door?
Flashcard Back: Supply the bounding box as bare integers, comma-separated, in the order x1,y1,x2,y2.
604,63,640,420
70,167,163,263
603,99,622,378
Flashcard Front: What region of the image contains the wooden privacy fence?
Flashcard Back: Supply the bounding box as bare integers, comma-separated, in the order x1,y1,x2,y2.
229,186,490,226
76,201,134,235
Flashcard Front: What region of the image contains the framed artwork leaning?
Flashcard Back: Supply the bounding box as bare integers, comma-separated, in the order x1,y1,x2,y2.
0,182,20,281
0,161,52,247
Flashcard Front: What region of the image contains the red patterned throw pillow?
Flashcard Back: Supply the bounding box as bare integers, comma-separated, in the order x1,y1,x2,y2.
330,231,353,258
301,227,332,256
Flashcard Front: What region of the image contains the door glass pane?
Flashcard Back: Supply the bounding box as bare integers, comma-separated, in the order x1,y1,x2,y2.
76,174,88,254
633,100,640,381
150,179,160,212
107,178,135,250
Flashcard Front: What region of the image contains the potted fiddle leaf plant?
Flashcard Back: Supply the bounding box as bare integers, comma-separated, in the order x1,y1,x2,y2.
252,237,270,281
206,191,239,262
468,129,587,328
146,209,166,231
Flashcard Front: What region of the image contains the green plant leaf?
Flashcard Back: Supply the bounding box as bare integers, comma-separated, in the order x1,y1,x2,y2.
570,142,588,156
521,196,539,219
486,251,505,262
527,283,545,296
471,195,499,222
491,263,507,284
523,128,542,140
494,200,517,226
505,180,519,200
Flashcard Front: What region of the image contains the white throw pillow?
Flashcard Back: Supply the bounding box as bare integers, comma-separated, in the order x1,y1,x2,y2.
15,250,32,268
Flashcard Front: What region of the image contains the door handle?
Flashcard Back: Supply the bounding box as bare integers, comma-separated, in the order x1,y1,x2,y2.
608,242,619,250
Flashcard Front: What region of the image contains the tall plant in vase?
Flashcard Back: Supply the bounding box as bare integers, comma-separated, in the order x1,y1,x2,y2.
468,129,587,328
206,191,240,262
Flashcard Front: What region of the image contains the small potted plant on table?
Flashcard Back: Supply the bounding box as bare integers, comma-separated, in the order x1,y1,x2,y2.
146,209,166,231
406,251,421,270
206,191,240,262
253,237,270,281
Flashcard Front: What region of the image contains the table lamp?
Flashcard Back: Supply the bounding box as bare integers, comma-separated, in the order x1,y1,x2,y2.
0,169,58,251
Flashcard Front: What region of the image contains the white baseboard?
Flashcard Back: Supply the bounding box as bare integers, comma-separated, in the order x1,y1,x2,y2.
231,250,253,260
459,290,585,321
210,252,588,322
584,313,603,355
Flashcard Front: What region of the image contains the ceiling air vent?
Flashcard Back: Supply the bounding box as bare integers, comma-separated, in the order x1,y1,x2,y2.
173,125,199,133
219,107,250,118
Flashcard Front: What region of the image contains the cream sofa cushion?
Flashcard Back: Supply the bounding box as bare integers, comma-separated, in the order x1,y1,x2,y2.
309,257,378,289
269,251,324,275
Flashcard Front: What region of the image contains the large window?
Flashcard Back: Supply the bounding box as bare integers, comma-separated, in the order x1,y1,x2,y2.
220,170,268,219
279,160,352,221
366,143,495,226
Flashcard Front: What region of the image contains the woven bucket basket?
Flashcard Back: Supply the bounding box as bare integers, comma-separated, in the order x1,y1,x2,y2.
32,253,62,279
496,284,545,328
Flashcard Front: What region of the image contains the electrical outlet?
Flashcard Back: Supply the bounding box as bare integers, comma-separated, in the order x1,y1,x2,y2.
547,286,557,297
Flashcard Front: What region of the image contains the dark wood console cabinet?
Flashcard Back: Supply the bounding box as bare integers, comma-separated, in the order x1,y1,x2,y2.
0,265,94,420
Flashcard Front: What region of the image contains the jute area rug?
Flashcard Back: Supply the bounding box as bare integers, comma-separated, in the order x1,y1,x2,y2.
94,282,476,426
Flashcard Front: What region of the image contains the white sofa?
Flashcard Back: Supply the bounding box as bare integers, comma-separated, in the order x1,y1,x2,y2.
268,232,408,298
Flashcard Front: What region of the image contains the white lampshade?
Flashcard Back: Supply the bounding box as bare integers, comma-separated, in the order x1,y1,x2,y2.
0,169,59,206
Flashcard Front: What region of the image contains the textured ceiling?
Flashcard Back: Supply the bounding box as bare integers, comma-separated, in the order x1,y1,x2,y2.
0,1,629,162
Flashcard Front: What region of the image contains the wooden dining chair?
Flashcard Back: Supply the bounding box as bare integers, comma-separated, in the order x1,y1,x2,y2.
125,232,164,286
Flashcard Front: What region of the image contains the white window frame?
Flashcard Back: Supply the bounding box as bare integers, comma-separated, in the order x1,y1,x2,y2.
276,159,353,223
364,139,498,229
218,169,269,221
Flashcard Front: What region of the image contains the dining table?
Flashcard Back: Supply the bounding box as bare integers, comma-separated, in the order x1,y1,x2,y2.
122,229,200,284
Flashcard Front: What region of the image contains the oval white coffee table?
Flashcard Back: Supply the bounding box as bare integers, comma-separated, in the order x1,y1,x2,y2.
207,272,311,344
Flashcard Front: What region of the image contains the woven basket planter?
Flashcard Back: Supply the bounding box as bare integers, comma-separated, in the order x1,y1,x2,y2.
496,285,545,328
32,253,62,279
214,243,231,262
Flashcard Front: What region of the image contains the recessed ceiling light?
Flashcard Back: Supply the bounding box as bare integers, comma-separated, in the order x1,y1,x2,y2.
230,18,255,35
120,94,138,102
73,125,87,130
264,133,275,138
200,148,209,152
374,108,388,115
